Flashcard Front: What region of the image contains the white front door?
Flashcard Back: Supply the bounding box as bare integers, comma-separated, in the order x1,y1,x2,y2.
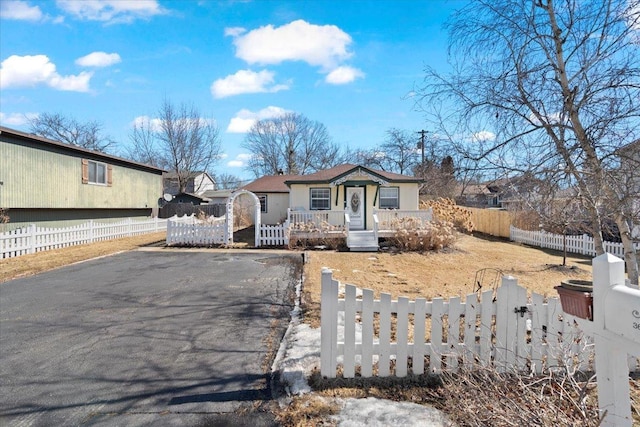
346,187,365,230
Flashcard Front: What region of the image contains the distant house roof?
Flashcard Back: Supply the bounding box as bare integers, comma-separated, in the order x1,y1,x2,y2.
163,171,215,180
242,174,294,193
0,125,165,174
201,189,233,199
284,164,422,186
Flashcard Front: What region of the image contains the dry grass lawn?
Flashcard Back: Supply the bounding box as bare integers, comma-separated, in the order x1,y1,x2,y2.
301,233,593,328
0,232,166,283
2,230,637,425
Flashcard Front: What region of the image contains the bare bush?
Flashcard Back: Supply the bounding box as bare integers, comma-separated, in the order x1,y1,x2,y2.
387,219,457,252
422,198,474,233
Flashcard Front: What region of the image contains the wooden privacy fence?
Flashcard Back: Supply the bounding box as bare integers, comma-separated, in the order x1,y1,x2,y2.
510,226,640,258
320,269,638,379
467,207,511,238
1,217,167,259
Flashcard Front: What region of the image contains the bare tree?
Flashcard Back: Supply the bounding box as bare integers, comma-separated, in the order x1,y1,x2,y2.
215,173,245,190
129,99,222,193
242,112,343,177
418,0,640,284
29,112,115,153
376,128,420,174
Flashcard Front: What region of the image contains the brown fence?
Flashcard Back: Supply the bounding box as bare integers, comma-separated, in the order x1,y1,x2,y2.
159,203,226,219
468,207,512,238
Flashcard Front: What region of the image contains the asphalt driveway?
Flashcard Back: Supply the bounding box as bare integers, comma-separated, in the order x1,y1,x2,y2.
0,249,301,426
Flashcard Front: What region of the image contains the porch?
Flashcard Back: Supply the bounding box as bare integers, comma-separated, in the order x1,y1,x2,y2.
286,208,433,251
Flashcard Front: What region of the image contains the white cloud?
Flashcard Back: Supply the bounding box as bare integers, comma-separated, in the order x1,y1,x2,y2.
224,26,246,37
226,106,290,133
230,19,353,70
471,131,496,142
131,115,163,132
0,111,38,126
0,54,92,92
0,0,43,21
211,69,289,98
56,0,166,23
325,65,365,85
75,51,121,67
227,153,253,168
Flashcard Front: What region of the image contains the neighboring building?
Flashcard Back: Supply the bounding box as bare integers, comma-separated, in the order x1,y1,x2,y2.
0,126,165,230
201,189,232,205
163,171,215,196
170,193,210,205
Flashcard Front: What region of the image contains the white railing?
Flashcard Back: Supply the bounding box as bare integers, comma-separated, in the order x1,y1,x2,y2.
344,213,351,247
510,226,640,258
320,268,638,379
372,213,379,241
374,208,433,231
166,215,226,246
259,222,289,246
0,217,167,259
287,209,346,232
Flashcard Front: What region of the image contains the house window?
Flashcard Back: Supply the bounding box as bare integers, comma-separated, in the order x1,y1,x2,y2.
82,159,112,186
379,187,399,209
310,188,331,210
258,195,268,213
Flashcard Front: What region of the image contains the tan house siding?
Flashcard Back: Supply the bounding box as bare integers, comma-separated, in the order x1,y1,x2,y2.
289,182,420,230
258,193,289,224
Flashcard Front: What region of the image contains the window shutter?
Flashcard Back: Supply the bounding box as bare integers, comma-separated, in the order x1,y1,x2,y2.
81,159,89,184
107,165,113,187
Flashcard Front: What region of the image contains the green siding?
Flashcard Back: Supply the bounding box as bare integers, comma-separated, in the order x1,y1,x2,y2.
1,139,163,210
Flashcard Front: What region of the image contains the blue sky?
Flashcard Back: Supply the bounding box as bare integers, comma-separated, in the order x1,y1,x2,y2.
0,0,463,181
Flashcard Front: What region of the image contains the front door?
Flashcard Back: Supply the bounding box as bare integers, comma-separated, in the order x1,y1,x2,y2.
346,187,365,230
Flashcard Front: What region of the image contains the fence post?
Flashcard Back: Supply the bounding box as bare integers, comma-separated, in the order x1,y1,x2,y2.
29,224,36,254
88,220,94,243
592,253,633,427
320,268,339,378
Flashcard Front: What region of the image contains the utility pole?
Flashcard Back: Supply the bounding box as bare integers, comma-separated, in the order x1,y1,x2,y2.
416,130,427,165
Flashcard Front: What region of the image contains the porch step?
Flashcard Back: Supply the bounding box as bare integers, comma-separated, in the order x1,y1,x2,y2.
348,231,379,252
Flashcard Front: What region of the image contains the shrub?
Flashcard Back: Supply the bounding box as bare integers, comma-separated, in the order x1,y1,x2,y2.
387,219,457,251
421,198,474,233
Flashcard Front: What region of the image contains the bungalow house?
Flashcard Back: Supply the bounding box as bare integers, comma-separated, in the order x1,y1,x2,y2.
0,126,165,230
243,164,426,250
242,173,296,225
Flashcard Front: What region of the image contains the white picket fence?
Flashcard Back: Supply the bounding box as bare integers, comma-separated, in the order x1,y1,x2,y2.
259,222,289,246
510,226,640,258
320,269,638,378
0,217,167,259
166,214,226,246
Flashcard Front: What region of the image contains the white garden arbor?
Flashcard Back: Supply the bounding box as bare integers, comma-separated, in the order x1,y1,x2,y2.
225,189,261,246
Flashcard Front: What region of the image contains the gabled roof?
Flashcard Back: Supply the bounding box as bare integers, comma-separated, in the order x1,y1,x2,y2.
242,174,294,193
0,125,165,174
284,164,422,186
163,171,215,181
201,189,233,199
